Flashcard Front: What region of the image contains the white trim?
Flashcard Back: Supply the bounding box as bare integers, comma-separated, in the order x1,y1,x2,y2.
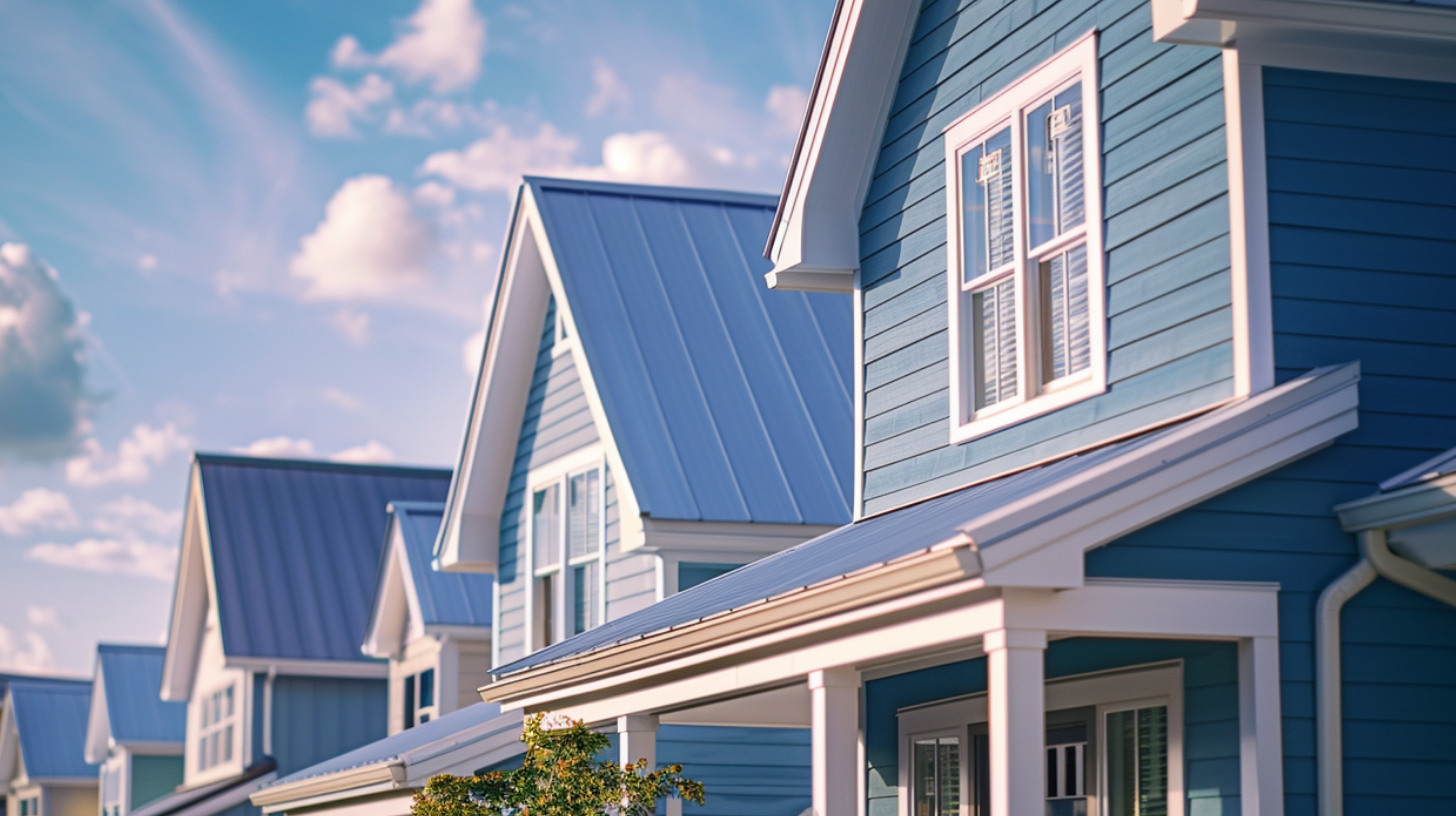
1223,49,1274,398
943,32,1107,445
1239,636,1284,816
162,476,213,701
638,518,838,556
765,0,919,290
223,659,387,679
84,668,110,766
852,281,866,519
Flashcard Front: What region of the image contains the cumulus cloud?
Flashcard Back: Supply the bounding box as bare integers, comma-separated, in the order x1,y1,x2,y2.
91,495,182,540
322,387,365,412
0,488,79,537
306,73,395,138
26,538,177,582
27,606,61,628
290,175,436,301
137,254,159,273
0,624,54,672
331,307,371,345
232,436,317,458
462,296,489,375
419,124,696,193
331,0,487,94
65,422,191,488
0,243,90,458
765,84,809,135
331,440,396,464
585,58,631,118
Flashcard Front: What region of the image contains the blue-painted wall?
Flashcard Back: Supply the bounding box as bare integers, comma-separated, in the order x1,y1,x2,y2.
658,726,810,816
864,639,1238,816
128,756,183,810
860,0,1234,514
269,676,387,777
1087,67,1456,816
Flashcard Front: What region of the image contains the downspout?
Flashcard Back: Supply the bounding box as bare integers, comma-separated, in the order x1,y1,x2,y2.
262,667,277,758
1317,528,1456,816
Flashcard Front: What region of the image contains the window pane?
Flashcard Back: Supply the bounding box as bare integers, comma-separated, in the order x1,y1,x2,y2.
1026,99,1055,249
1106,706,1168,816
567,470,600,560
533,485,559,569
1028,82,1085,251
983,128,1016,271
937,739,961,816
972,279,1019,410
223,725,233,762
224,685,234,718
1040,243,1090,382
404,673,416,728
961,143,986,284
419,668,435,708
198,737,206,770
540,575,557,646
573,560,600,635
914,740,937,816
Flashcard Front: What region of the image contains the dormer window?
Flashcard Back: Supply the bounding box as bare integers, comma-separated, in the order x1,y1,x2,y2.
530,464,603,649
944,34,1106,443
196,684,235,772
403,668,436,727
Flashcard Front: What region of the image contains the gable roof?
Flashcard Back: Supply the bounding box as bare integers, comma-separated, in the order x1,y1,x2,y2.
167,455,453,683
6,678,96,781
90,645,186,756
487,363,1358,685
439,178,854,569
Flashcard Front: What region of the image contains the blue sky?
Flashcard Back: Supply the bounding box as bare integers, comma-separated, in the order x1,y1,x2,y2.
0,0,833,675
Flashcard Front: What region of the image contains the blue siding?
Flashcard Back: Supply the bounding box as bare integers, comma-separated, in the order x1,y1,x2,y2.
860,0,1234,514
269,676,387,777
1088,67,1456,816
658,726,810,816
129,756,183,810
863,640,1238,816
497,297,600,664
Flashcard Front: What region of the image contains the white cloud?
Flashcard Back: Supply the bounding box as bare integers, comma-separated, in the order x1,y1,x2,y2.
26,538,177,582
232,436,317,458
462,296,489,375
331,440,395,464
65,422,191,488
92,495,182,539
290,175,436,301
0,243,90,457
598,131,693,186
137,254,159,273
419,124,696,193
331,0,487,94
322,387,365,412
0,488,79,537
412,181,457,209
331,307,371,345
0,624,54,672
26,606,61,629
305,73,395,138
765,84,809,135
585,58,631,117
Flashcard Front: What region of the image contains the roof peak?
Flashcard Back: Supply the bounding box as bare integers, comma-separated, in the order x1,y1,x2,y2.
194,452,451,477
97,643,166,654
523,175,779,208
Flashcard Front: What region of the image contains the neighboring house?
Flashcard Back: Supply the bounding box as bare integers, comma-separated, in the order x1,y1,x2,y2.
0,679,97,816
436,177,857,814
249,704,523,816
84,646,187,816
472,3,1456,816
360,502,494,735
139,455,452,816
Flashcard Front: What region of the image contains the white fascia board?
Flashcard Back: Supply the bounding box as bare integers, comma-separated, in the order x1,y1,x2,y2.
84,667,110,765
764,0,919,292
640,518,840,556
116,741,184,756
249,765,398,809
361,524,408,659
162,473,213,702
224,658,388,679
260,790,413,816
970,362,1360,586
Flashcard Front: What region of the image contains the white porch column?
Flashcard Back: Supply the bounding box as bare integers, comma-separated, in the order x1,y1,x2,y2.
1239,636,1285,816
809,667,860,816
985,628,1046,816
618,713,659,770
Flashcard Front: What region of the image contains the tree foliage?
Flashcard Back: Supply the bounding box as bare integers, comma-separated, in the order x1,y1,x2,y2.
412,713,706,816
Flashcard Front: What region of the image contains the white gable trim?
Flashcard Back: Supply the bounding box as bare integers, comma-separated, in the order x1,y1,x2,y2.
765,0,919,292
84,666,110,764
0,692,20,794
361,521,417,660
161,471,216,701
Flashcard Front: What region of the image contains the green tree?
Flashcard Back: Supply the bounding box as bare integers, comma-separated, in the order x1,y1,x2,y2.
412,713,706,816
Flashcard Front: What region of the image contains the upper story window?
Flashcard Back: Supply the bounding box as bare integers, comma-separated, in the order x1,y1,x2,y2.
943,33,1105,444
403,667,436,727
530,465,603,649
196,683,235,772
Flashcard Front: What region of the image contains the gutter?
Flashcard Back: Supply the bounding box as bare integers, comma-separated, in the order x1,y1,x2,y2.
1315,528,1456,816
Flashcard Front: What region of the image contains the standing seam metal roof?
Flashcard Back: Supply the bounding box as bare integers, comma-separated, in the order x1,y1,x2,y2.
7,678,96,779
525,177,854,527
195,455,452,662
96,644,186,745
389,501,493,628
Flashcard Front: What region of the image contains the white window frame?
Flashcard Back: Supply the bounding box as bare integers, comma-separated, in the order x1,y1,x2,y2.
195,682,237,774
550,302,573,359
943,31,1107,444
896,661,1184,816
526,449,607,652
403,667,438,727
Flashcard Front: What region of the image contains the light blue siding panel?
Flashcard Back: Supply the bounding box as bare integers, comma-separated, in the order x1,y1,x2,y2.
856,0,1232,509
604,467,656,619
270,676,387,777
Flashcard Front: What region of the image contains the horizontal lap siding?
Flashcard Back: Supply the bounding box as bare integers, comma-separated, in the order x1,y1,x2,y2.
863,640,1237,816
496,299,601,665
859,0,1232,515
658,726,811,816
605,467,657,620
1090,67,1456,816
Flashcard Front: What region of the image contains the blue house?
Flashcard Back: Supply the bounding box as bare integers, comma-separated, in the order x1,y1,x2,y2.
141,455,451,816
360,501,494,735
473,3,1456,816
84,646,187,816
436,177,858,814
0,678,96,816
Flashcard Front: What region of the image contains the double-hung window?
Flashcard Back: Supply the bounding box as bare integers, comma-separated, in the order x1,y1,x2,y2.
944,33,1106,442
403,667,436,727
196,684,235,772
530,465,603,649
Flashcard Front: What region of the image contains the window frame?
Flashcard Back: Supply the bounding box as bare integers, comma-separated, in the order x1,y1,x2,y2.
194,682,237,774
943,32,1107,444
526,452,607,652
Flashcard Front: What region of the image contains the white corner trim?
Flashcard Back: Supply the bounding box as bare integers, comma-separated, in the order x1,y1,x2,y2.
766,0,919,289
853,278,866,519
1223,49,1274,399
1239,636,1286,816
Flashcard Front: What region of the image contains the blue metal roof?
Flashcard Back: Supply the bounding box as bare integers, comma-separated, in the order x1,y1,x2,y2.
96,644,186,745
195,455,452,662
390,501,493,627
265,702,511,787
495,429,1164,676
525,177,854,526
7,678,96,780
